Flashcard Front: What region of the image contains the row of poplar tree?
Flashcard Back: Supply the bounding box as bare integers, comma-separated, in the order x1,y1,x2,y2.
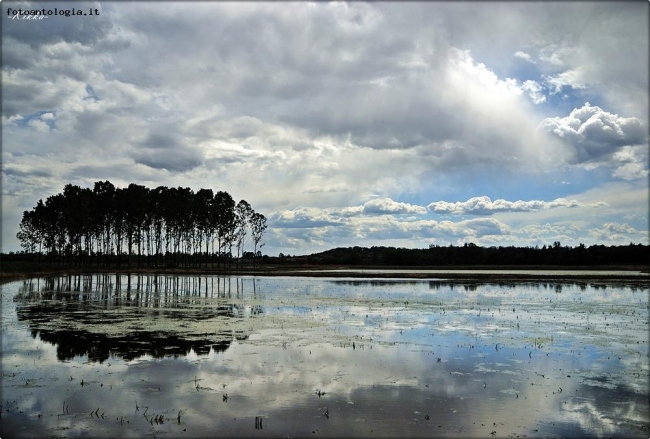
16,181,268,267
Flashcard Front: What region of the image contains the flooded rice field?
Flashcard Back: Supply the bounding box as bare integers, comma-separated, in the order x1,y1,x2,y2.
1,274,648,438
302,269,650,277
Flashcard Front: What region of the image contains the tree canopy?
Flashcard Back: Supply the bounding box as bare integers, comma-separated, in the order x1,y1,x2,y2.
15,181,267,268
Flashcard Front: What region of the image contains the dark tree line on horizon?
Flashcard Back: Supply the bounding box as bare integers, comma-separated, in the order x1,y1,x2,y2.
302,242,649,267
15,181,267,268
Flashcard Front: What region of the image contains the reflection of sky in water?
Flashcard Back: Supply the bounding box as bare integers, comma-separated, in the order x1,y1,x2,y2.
1,275,648,438
306,269,650,276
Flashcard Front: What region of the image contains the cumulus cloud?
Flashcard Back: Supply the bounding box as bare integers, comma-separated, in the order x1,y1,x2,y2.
428,196,606,216
362,198,427,215
589,222,646,244
513,51,534,63
520,80,546,104
361,217,511,241
539,103,647,169
454,218,510,238
271,198,427,229
269,205,511,251
27,118,51,133
611,162,648,181
266,199,648,254
270,208,343,229
610,145,649,180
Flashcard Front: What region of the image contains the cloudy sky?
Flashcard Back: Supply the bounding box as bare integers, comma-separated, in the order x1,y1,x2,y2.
2,1,648,256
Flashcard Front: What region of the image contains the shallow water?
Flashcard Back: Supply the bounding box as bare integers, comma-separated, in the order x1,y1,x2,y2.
301,268,650,276
1,274,648,438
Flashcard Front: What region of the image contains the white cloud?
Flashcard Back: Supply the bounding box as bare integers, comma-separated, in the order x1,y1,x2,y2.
539,103,647,170
362,198,427,215
611,145,649,181
451,49,523,98
589,222,646,244
269,205,513,251
611,162,648,181
271,207,343,229
271,198,427,228
427,196,605,216
513,51,534,63
265,193,644,253
520,80,546,104
27,119,51,133
544,68,588,94
538,43,578,67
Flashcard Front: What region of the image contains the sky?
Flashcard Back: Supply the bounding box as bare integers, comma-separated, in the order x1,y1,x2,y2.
1,1,648,256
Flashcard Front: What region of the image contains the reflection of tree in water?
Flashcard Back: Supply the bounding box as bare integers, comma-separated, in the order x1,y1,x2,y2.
330,280,421,287
32,328,236,363
14,275,262,363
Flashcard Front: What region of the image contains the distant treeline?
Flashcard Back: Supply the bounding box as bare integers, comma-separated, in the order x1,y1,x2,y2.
15,181,267,268
297,242,650,267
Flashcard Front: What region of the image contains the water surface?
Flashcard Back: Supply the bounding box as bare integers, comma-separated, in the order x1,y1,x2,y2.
300,268,650,276
1,274,648,437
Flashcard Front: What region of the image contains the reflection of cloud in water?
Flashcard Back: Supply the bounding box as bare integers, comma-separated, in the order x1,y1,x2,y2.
1,275,648,438
563,399,619,436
